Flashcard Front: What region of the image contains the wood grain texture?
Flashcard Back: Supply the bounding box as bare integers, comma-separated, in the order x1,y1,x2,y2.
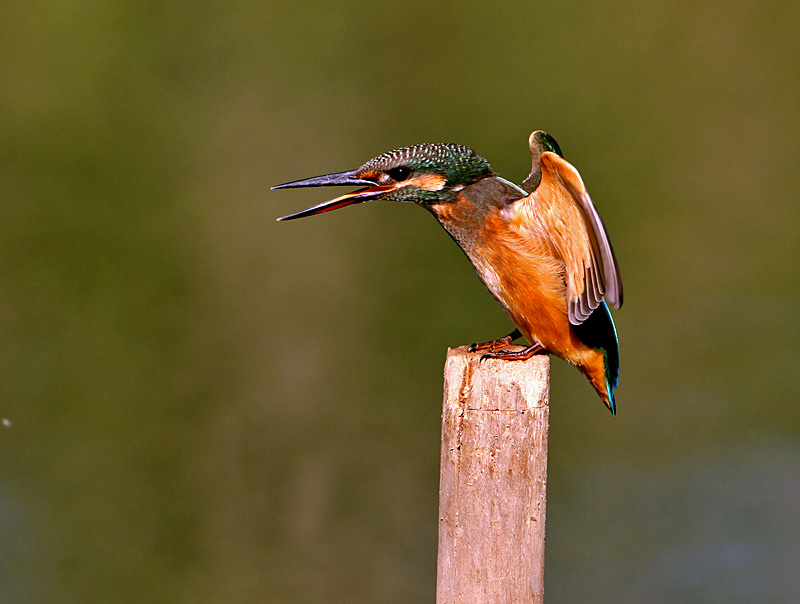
436,346,550,604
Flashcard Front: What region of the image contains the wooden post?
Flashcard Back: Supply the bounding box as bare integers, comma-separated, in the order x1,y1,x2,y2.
436,346,550,604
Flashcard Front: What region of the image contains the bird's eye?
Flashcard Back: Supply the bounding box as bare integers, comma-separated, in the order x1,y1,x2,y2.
387,167,411,181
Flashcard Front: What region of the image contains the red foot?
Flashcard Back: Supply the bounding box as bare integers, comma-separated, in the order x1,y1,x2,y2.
468,328,521,352
480,344,545,361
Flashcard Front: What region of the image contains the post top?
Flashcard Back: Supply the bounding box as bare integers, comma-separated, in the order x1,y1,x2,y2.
444,346,550,411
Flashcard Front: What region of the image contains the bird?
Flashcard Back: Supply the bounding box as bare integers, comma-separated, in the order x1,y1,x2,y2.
273,131,623,414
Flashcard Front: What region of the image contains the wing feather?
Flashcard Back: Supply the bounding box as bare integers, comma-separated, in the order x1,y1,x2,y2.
512,150,623,325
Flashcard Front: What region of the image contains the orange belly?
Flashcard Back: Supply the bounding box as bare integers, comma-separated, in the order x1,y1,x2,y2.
468,225,595,367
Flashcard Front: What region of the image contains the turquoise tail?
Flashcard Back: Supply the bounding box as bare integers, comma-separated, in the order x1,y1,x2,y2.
572,300,619,415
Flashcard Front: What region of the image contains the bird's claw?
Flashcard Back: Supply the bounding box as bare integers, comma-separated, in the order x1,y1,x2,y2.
469,330,520,353
479,344,545,362
468,340,496,352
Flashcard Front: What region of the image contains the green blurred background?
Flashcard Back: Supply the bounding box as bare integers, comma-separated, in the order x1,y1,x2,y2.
1,1,799,602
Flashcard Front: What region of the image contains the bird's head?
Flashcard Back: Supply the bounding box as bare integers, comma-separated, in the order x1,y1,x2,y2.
273,143,493,221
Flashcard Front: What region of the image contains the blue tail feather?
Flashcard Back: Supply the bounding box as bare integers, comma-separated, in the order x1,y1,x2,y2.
572,300,619,414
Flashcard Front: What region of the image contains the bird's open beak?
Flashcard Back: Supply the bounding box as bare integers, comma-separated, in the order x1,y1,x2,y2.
272,170,397,221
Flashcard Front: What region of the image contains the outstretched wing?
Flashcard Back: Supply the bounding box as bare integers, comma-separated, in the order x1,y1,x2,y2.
512,148,622,325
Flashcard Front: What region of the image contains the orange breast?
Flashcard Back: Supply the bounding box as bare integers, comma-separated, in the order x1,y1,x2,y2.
468,212,595,367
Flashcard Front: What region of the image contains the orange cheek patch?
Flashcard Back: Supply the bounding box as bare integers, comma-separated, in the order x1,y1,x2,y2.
411,174,447,191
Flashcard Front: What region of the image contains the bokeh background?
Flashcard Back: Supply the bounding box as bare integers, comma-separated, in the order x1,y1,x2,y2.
1,1,799,602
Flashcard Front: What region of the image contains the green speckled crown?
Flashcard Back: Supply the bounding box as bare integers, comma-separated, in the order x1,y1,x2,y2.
358,143,493,186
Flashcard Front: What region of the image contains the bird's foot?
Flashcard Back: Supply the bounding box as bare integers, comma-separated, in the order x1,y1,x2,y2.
480,344,545,361
468,329,521,352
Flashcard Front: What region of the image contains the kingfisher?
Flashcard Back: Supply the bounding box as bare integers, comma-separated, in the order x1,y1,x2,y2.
273,132,623,414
